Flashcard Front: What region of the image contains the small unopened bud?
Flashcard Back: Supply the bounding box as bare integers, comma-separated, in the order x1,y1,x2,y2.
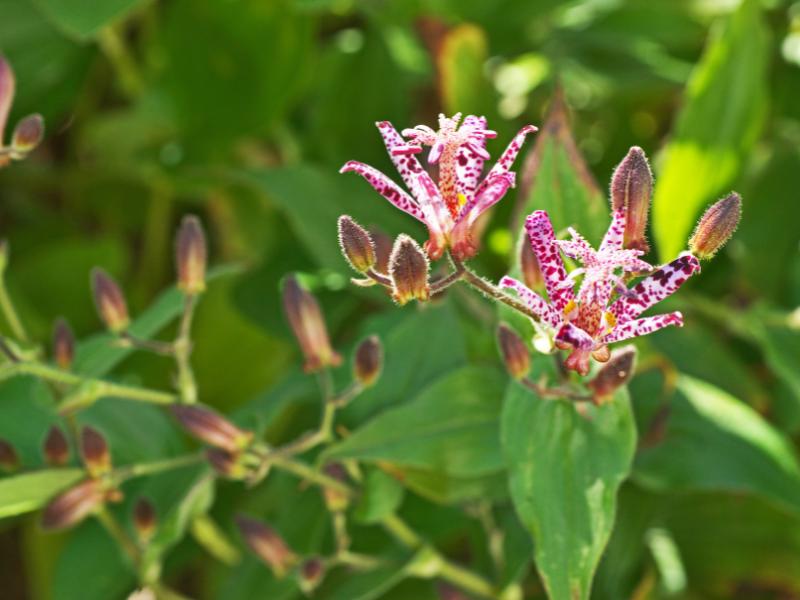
0,438,20,472
170,405,253,452
389,234,429,305
297,557,325,595
52,318,75,370
497,323,530,380
370,227,392,274
282,276,342,372
206,447,248,479
175,215,207,295
11,114,44,154
587,346,637,403
80,426,111,477
0,57,15,143
41,478,105,531
519,239,543,290
354,336,382,388
322,463,350,512
133,497,157,543
338,215,376,273
43,425,70,466
610,147,652,253
235,514,297,578
688,192,741,260
91,268,129,333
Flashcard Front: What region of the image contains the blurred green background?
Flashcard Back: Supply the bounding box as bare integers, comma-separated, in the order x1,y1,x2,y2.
2,0,800,598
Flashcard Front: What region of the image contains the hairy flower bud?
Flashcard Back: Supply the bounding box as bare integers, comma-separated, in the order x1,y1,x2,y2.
43,425,70,467
0,438,20,472
610,147,652,253
282,276,342,372
587,346,637,404
235,514,297,578
519,238,543,290
298,556,325,595
80,426,111,477
52,317,75,371
41,478,105,531
91,268,129,334
370,227,392,274
497,323,531,381
206,447,248,479
0,57,14,146
338,215,376,273
11,114,44,155
322,463,350,512
353,336,382,388
175,215,207,295
689,192,741,260
389,234,429,305
133,497,157,543
171,405,252,452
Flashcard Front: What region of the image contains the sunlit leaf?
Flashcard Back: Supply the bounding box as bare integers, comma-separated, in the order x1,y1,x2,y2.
0,468,83,518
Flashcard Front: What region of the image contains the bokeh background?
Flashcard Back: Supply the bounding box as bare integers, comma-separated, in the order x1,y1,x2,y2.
1,0,800,598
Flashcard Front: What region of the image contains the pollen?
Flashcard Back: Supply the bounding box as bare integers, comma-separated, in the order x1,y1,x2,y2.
457,193,467,207
563,299,577,319
603,311,617,334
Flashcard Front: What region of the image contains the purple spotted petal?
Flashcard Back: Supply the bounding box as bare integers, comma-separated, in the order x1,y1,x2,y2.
499,276,561,328
602,312,683,344
455,115,489,197
525,210,574,311
555,322,594,351
340,161,426,224
456,172,514,227
375,121,430,202
475,125,537,198
599,209,626,253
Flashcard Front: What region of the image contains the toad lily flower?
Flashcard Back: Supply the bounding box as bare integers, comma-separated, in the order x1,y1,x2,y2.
500,208,701,375
340,114,537,260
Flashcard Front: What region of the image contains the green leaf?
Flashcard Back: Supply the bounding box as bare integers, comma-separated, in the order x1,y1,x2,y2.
438,24,491,115
354,467,405,525
501,384,636,600
635,375,800,515
652,0,769,260
32,0,147,40
746,306,800,408
0,468,84,519
322,566,407,600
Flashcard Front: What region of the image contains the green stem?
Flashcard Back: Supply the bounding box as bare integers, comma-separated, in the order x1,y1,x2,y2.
97,26,145,99
271,456,353,497
0,280,29,343
96,507,140,566
438,559,496,599
453,259,541,323
120,453,204,480
174,294,199,403
382,514,423,548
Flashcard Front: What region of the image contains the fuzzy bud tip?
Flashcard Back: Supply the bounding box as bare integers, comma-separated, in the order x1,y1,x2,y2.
610,146,653,253
389,234,430,305
43,425,70,467
338,215,376,273
12,114,44,154
41,478,106,531
80,426,111,477
133,497,157,543
52,317,75,371
170,404,252,453
497,323,531,380
353,335,383,388
688,192,742,260
175,215,207,295
282,276,342,372
235,514,297,578
91,268,129,334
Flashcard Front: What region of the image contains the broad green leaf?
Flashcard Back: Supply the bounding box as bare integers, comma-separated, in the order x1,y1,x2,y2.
501,384,636,600
322,566,407,600
635,376,800,515
32,0,147,40
354,467,405,525
398,466,508,505
0,468,83,519
746,305,800,408
326,367,506,478
652,0,769,260
0,377,58,467
438,24,491,115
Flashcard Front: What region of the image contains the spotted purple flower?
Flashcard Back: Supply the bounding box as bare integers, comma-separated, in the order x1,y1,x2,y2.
340,113,536,260
501,209,700,375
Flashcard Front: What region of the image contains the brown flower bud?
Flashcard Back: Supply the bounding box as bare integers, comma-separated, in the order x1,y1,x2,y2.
206,447,248,479
0,438,20,472
80,426,111,477
322,463,350,512
171,405,253,452
497,323,530,380
235,514,297,578
610,147,653,253
298,557,325,595
353,336,382,388
91,267,129,334
389,234,429,305
41,478,105,531
43,425,70,467
133,497,157,543
587,346,637,404
175,215,207,295
52,317,75,371
282,276,342,372
369,226,392,274
688,192,741,260
338,215,376,273
11,114,44,155
0,56,15,145
519,238,543,290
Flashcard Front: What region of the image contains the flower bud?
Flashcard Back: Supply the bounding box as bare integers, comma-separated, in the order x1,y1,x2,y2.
0,57,15,145
353,336,382,388
0,438,20,472
389,234,429,305
519,238,543,290
11,114,44,155
235,514,297,578
497,323,530,380
322,463,350,512
133,497,157,543
80,426,111,477
282,276,342,372
41,478,105,531
170,405,253,452
587,346,636,404
52,317,75,371
91,268,129,333
370,226,392,274
175,215,207,295
206,447,248,479
43,425,70,467
297,556,325,595
338,215,376,273
610,147,652,253
688,192,741,260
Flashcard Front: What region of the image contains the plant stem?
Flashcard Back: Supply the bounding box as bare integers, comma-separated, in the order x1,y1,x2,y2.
0,280,29,343
271,456,354,497
452,259,540,323
97,25,144,99
121,453,204,480
96,508,140,566
174,294,199,403
430,260,465,294
381,513,422,547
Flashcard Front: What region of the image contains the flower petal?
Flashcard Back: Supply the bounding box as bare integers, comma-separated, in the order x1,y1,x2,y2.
456,172,514,227
599,209,626,253
455,115,489,197
499,276,561,328
525,210,574,311
375,121,432,202
555,322,594,351
340,161,426,224
475,124,537,198
602,311,683,344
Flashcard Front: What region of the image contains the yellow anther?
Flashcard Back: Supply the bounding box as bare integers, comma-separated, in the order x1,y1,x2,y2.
457,193,468,207
603,311,617,334
563,299,577,319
